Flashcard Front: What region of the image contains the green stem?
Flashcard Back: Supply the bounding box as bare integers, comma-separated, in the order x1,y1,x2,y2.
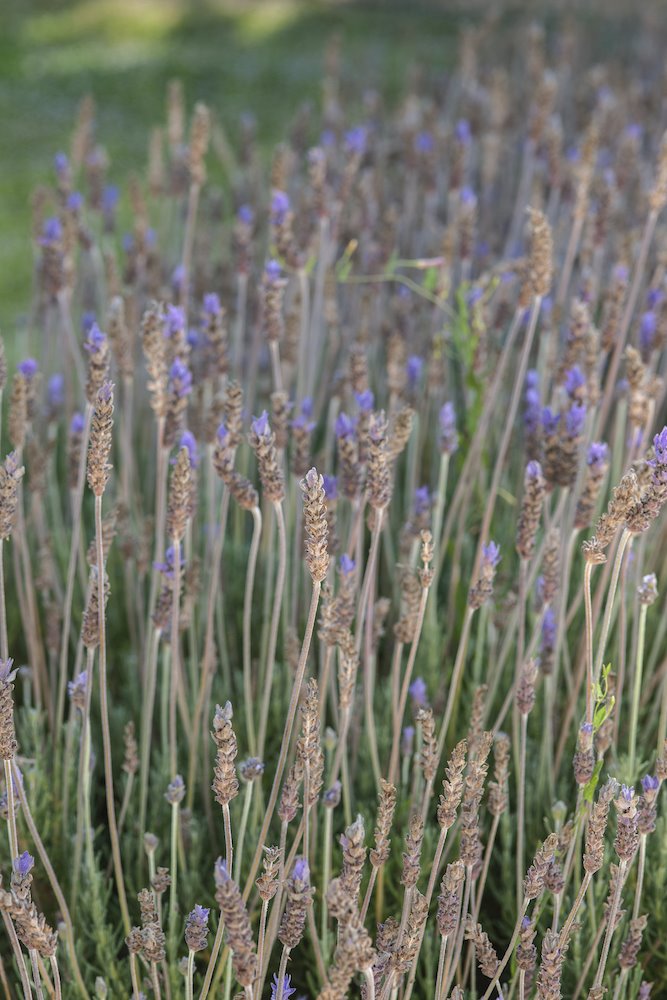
628,603,648,778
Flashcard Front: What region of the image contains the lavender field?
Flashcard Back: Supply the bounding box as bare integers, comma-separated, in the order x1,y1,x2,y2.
1,2,667,998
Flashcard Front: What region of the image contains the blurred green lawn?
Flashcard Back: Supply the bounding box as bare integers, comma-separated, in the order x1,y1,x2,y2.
0,0,464,332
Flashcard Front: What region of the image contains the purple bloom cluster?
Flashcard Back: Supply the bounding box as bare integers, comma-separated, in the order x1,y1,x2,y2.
565,402,586,438
355,390,374,412
168,358,193,399
271,191,290,225
322,474,337,500
564,365,585,399
335,412,356,439
524,370,541,436
339,553,355,575
271,974,296,1000
251,411,270,438
13,852,34,877
439,402,458,454
482,541,501,569
409,677,428,707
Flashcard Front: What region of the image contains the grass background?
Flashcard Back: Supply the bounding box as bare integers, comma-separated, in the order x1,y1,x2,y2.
0,0,467,334
1,0,644,335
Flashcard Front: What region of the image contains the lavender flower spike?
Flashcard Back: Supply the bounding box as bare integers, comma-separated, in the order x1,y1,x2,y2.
271,975,297,1000
13,851,34,876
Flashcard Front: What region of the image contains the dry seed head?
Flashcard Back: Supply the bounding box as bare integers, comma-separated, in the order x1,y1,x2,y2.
256,846,281,901
189,102,210,187
8,374,27,451
249,412,284,502
0,453,25,541
618,914,648,970
535,928,566,1000
87,381,114,496
649,130,667,213
279,857,313,950
300,467,329,582
527,207,553,298
0,660,18,760
370,779,397,868
122,721,139,775
516,461,546,560
142,303,168,418
401,812,424,889
465,918,499,979
524,832,559,900
340,815,366,898
211,701,239,806
81,567,109,649
517,658,538,716
367,411,392,509
417,707,437,781
437,860,465,937
214,861,257,986
166,446,193,541
437,738,467,830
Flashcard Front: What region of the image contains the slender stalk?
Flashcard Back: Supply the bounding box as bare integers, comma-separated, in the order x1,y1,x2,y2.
516,713,528,915
29,951,45,1000
186,951,195,1000
243,507,262,755
55,405,92,754
168,799,180,951
434,934,448,1000
633,835,647,921
129,953,141,1000
628,602,648,778
436,606,474,761
233,782,254,883
388,584,429,785
275,946,290,1000
480,900,529,1000
12,764,89,998
1,912,32,1000
592,860,627,990
594,530,632,687
138,626,162,851
584,560,595,728
169,533,182,779
471,296,542,585
258,501,287,760
243,581,321,901
49,957,61,1000
95,494,131,935
186,489,230,812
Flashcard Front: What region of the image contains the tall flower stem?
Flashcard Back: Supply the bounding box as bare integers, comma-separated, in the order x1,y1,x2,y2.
516,713,528,915
595,530,632,684
584,560,595,728
95,494,131,936
54,405,92,762
243,507,262,755
436,606,474,762
257,501,287,760
628,602,648,778
243,580,321,901
11,760,89,999
592,860,627,990
388,585,429,785
169,533,183,778
186,489,230,812
138,627,162,850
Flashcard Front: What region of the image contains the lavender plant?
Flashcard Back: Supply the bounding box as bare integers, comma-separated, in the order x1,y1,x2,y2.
2,12,667,1000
